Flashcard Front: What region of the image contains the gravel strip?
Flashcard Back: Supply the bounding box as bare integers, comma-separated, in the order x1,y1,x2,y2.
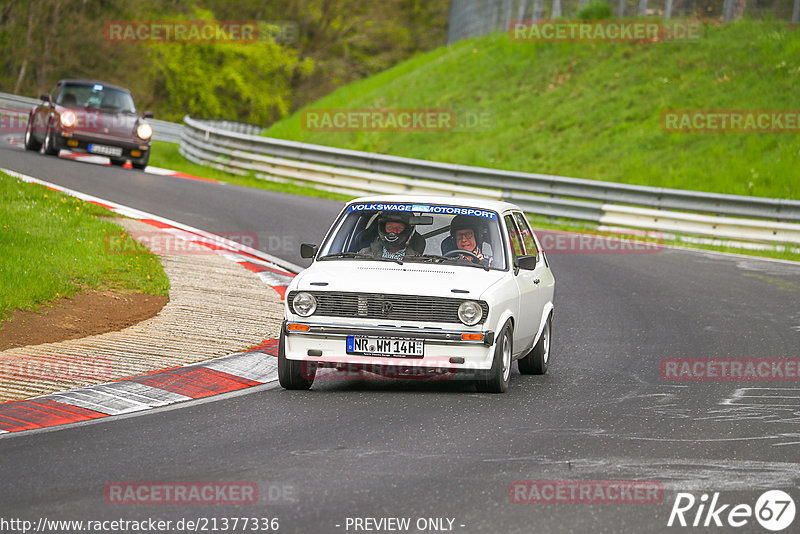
0,218,284,403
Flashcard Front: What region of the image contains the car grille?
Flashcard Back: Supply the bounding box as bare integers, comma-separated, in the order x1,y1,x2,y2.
287,291,488,325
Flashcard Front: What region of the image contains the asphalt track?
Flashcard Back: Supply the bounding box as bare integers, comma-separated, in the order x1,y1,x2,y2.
1,139,800,533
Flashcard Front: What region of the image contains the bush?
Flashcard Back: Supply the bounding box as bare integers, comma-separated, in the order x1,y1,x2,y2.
576,1,613,20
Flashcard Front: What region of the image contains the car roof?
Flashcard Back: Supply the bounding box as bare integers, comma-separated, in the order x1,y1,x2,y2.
348,195,522,214
56,79,131,93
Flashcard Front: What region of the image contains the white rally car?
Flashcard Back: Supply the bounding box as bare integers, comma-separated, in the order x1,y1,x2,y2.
278,195,555,393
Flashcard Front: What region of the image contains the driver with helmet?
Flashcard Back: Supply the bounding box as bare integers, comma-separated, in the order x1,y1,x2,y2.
449,214,492,266
359,212,422,260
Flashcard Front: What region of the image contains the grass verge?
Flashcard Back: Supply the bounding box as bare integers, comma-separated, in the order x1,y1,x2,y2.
264,19,800,200
0,171,170,322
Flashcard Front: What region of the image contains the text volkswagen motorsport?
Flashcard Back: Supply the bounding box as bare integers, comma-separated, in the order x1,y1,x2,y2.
24,79,154,169
279,195,555,393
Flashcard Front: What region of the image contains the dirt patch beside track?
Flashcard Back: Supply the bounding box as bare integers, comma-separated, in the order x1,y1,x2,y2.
0,291,168,351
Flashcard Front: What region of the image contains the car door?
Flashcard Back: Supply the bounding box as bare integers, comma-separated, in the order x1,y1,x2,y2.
512,211,553,351
503,213,539,354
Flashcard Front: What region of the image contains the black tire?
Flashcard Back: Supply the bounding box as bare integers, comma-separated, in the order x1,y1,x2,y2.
24,117,42,151
42,127,59,156
278,331,315,390
518,315,551,375
476,320,512,393
132,152,150,170
109,158,126,166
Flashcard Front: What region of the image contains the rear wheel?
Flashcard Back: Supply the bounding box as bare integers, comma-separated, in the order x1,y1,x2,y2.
132,152,149,170
24,117,42,151
278,331,315,390
518,316,551,375
42,127,59,156
476,320,512,393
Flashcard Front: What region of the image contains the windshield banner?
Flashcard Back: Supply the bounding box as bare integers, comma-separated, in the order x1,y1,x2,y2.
347,203,497,219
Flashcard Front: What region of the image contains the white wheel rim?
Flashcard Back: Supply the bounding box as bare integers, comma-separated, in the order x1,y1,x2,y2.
543,323,550,364
44,131,50,151
502,332,511,382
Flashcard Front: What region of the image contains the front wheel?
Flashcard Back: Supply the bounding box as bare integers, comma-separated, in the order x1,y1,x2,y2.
42,127,59,156
278,331,315,390
476,320,512,393
132,152,150,170
518,316,551,375
24,117,42,151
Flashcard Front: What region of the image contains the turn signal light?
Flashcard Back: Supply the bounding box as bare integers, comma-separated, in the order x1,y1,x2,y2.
131,149,141,157
461,333,483,341
287,323,310,332
67,139,79,147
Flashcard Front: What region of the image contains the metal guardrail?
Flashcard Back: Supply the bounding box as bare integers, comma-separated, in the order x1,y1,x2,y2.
181,115,800,245
0,91,182,143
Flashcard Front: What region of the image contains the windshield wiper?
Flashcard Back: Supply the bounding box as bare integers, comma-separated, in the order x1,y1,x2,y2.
407,254,450,263
408,254,490,271
320,252,403,265
320,252,374,260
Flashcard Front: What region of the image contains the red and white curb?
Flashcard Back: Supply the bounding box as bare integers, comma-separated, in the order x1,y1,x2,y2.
0,169,298,435
0,340,279,434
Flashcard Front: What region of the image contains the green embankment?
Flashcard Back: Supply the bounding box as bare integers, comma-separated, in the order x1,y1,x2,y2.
264,19,799,200
0,172,169,321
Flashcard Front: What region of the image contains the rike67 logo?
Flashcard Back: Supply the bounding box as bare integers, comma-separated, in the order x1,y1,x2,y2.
668,490,795,531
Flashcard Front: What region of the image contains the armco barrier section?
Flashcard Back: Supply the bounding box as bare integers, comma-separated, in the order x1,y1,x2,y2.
181,116,800,246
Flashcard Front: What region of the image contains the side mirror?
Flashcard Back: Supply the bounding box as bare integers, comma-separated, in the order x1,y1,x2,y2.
517,255,538,270
300,243,318,259
142,111,154,119
39,93,51,103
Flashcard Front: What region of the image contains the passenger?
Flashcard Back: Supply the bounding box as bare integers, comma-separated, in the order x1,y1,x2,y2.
449,215,491,266
359,212,422,260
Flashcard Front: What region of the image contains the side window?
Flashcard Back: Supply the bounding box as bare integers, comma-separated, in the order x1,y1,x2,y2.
504,214,524,258
513,212,538,258
50,83,62,102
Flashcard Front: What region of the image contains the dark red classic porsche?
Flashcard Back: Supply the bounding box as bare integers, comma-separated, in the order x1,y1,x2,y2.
24,79,154,170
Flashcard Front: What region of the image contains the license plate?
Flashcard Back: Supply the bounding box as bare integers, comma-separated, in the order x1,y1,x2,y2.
346,336,424,358
88,143,122,157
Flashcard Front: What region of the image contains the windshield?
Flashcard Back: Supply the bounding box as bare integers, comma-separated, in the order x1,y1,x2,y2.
319,202,507,270
56,83,137,113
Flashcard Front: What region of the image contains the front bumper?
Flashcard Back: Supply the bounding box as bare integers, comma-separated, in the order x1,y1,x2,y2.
283,320,497,380
55,130,150,159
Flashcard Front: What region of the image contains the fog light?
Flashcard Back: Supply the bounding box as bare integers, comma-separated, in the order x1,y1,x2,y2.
67,139,78,147
131,149,141,157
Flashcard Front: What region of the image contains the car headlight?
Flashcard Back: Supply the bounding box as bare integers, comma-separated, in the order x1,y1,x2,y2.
292,292,317,317
136,123,153,140
60,111,77,128
458,300,482,326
